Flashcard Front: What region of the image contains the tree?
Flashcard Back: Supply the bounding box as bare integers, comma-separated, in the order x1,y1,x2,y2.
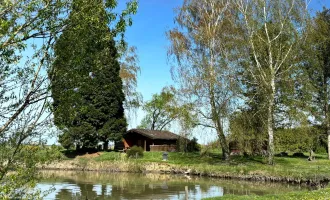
0,0,69,198
167,0,243,160
50,0,136,152
307,8,330,159
139,88,179,131
275,126,321,153
229,109,267,155
119,46,142,118
235,0,310,164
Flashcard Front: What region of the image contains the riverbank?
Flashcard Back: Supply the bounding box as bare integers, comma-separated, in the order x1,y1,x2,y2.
42,151,330,187
204,187,330,199
38,170,309,199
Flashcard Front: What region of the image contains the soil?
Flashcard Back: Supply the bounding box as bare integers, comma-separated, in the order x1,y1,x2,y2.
76,152,103,158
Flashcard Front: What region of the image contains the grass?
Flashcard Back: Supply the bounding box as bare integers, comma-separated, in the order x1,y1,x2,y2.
204,187,330,200
91,151,330,183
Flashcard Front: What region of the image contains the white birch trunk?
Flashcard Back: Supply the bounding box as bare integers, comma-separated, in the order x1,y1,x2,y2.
267,76,275,165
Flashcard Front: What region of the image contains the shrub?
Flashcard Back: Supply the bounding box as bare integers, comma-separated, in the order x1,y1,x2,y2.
126,146,144,158
176,137,200,152
315,145,327,154
187,137,201,152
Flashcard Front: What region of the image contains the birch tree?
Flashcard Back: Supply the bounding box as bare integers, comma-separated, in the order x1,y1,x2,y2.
0,0,69,197
119,46,142,118
235,0,310,164
167,0,242,160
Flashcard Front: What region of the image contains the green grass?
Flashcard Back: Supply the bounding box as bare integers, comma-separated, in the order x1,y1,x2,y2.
204,187,330,200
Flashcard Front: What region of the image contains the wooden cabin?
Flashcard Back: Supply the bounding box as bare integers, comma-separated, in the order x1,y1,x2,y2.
120,129,179,152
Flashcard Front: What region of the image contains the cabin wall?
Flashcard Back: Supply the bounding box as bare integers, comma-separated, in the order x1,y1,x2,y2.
124,134,151,151
123,133,177,151
152,139,177,146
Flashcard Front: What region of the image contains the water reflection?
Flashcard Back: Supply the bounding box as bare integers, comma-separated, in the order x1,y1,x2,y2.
37,171,306,200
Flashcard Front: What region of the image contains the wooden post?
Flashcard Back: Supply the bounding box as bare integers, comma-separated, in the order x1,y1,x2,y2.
144,140,146,151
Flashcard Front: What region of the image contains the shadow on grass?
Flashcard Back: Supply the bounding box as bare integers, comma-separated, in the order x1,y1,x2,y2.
61,149,104,159
61,150,79,158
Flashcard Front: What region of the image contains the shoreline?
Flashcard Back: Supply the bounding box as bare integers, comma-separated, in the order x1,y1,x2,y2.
40,159,329,187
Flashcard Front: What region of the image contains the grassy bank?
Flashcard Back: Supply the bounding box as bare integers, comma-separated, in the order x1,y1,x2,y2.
43,151,330,186
204,187,330,200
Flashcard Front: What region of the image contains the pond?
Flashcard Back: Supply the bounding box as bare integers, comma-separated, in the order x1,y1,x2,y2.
37,170,307,199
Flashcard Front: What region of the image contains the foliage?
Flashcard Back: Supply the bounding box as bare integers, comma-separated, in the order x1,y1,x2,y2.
167,0,242,160
0,143,64,199
139,87,179,130
235,0,311,164
305,8,330,159
176,137,200,152
275,126,322,153
126,146,144,158
229,110,267,155
58,130,74,150
51,0,132,151
0,0,69,198
119,46,142,115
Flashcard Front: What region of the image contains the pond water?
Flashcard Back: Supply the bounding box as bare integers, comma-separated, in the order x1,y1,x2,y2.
37,171,307,199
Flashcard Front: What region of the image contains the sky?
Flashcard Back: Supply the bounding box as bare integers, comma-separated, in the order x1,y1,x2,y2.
119,0,183,128
120,0,330,139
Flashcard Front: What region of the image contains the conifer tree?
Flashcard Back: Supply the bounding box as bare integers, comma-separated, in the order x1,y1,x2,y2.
50,0,127,151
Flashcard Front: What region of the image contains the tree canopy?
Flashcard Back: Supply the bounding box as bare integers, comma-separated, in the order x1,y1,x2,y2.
51,0,133,152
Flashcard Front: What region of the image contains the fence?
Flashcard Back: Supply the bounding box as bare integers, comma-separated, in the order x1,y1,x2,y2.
150,144,176,152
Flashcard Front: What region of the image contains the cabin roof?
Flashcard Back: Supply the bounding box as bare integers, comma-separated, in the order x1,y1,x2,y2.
125,129,179,140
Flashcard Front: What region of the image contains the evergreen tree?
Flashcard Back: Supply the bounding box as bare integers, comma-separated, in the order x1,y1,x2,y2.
50,0,127,151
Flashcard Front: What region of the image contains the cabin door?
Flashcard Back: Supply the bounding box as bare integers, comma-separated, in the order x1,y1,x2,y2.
137,140,147,151
137,140,142,147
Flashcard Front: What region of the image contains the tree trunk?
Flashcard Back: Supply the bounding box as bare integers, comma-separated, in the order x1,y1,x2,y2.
218,131,230,160
215,115,230,160
213,103,230,160
327,100,330,159
267,78,275,165
328,131,330,160
325,83,330,160
103,140,109,151
209,86,230,160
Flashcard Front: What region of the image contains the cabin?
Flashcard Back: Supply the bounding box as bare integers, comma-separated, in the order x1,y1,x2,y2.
119,129,179,152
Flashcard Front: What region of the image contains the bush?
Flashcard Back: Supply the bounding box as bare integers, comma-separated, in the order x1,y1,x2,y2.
126,146,144,158
176,137,200,152
315,144,327,154
187,137,201,152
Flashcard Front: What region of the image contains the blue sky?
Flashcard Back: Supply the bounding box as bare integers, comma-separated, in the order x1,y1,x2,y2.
119,0,183,128
124,0,182,99
121,0,330,130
